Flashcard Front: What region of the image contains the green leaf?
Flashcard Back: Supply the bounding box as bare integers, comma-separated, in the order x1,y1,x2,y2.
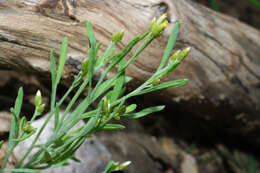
157,22,180,71
71,156,81,163
1,87,24,169
93,78,117,100
84,21,97,91
92,33,147,100
85,21,96,48
50,49,57,86
110,56,126,102
14,87,24,120
56,37,68,86
102,124,125,130
54,105,60,130
95,42,102,55
125,104,137,113
12,129,36,142
80,110,98,119
137,79,188,96
102,160,116,173
19,116,26,134
51,160,70,168
2,168,39,173
122,105,165,119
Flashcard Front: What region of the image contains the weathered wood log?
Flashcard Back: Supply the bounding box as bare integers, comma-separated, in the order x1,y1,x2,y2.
0,0,260,136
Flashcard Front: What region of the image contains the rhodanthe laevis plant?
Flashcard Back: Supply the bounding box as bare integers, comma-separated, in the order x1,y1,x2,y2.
0,14,190,173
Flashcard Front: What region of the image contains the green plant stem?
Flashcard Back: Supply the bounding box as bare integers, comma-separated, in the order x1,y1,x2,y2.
30,108,39,122
17,80,58,168
16,105,53,167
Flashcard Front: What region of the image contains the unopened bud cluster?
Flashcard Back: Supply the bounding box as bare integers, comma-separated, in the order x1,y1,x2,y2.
150,47,191,85
149,13,168,38
111,30,124,43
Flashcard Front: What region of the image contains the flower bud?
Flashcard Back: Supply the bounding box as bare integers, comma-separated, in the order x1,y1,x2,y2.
37,104,45,115
81,60,88,74
23,122,33,133
34,90,42,107
157,13,167,25
102,97,110,114
149,13,168,38
169,50,181,63
177,47,191,61
111,30,124,43
151,78,160,86
118,161,131,170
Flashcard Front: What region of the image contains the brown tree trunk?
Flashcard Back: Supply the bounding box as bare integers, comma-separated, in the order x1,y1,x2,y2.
0,0,260,137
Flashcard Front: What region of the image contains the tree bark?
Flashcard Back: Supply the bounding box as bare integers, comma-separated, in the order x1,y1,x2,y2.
0,0,260,136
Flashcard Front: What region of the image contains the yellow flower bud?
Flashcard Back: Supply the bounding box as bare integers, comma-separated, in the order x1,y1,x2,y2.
149,13,168,38
111,30,124,43
23,122,33,133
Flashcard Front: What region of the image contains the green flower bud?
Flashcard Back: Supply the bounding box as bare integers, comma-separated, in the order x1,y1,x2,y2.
81,59,88,74
148,18,156,32
177,47,191,61
169,50,181,63
111,30,124,43
102,97,110,114
151,78,160,86
23,122,33,133
37,104,45,115
118,161,131,170
114,105,126,115
34,90,42,107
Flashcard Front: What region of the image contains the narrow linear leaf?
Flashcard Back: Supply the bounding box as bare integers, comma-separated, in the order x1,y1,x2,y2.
50,49,57,86
80,110,98,119
1,87,23,169
85,21,97,90
19,116,26,134
95,42,102,55
157,22,180,71
102,160,115,173
137,79,188,96
14,87,24,119
122,106,165,119
56,37,68,86
71,156,81,163
102,124,125,130
51,160,70,168
110,57,125,102
85,21,96,47
2,168,39,173
54,106,59,130
12,129,36,142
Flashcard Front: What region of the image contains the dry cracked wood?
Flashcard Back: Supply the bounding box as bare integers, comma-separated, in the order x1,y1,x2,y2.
0,0,260,135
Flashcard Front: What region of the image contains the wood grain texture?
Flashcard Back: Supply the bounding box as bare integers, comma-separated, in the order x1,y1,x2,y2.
0,0,260,135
